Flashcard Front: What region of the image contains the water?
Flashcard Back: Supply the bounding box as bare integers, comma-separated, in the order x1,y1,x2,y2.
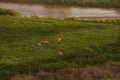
0,2,120,18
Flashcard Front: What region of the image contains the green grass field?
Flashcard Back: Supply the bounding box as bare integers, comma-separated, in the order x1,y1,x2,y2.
0,16,120,80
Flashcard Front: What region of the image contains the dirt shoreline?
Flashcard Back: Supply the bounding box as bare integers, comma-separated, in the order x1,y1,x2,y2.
78,16,120,20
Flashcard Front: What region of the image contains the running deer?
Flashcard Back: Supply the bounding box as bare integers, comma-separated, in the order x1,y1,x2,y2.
56,34,62,43
57,48,63,55
36,38,51,46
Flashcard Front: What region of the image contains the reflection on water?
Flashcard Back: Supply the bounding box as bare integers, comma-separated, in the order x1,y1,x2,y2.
0,2,120,18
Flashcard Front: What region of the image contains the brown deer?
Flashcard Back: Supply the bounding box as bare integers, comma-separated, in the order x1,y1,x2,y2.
56,34,62,43
57,48,63,55
36,38,51,46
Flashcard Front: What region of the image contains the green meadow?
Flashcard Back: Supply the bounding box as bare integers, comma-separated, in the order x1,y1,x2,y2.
0,16,120,79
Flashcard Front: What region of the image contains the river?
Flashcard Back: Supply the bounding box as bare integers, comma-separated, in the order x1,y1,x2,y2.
0,2,120,18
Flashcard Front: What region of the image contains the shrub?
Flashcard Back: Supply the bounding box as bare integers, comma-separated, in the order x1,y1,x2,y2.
0,8,20,16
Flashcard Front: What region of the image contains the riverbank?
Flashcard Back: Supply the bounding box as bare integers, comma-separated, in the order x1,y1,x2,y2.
0,0,120,8
0,16,120,80
78,16,120,20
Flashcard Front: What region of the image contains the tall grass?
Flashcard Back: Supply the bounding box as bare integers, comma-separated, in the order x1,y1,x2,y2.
1,0,120,8
0,8,20,16
0,16,120,80
11,62,120,80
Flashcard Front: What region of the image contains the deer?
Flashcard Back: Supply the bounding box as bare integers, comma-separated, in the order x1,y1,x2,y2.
36,38,51,46
57,47,63,55
56,34,62,43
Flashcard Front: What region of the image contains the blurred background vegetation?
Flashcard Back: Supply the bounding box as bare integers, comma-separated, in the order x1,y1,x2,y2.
0,0,120,8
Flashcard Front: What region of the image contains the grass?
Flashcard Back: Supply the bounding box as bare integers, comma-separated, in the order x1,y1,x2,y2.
0,16,120,80
0,8,20,16
1,0,120,8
